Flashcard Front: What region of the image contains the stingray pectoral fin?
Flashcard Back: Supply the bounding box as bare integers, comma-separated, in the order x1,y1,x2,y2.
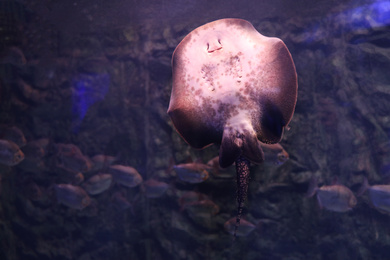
219,127,264,168
168,106,219,149
254,39,297,144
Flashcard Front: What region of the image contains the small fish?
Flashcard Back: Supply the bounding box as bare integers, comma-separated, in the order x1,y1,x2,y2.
16,79,47,103
91,154,117,171
174,162,211,183
0,139,25,166
178,191,208,210
83,173,112,195
22,140,46,162
224,217,258,237
28,138,50,154
109,165,143,188
73,172,85,185
307,177,357,212
59,153,92,173
111,191,134,213
78,199,99,217
260,142,289,165
142,179,169,198
183,199,220,217
358,177,390,214
206,156,234,178
54,184,91,210
20,138,50,163
54,164,85,185
54,143,92,172
0,125,27,147
206,156,220,169
0,46,26,66
54,143,83,155
18,140,48,172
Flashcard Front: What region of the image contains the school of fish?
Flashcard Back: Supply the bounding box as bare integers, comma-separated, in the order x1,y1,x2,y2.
1,124,390,237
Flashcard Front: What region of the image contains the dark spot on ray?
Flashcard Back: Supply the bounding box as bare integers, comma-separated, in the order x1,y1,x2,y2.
243,82,252,95
260,98,285,141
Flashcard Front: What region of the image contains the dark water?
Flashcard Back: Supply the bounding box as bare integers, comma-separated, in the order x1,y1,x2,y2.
0,0,390,259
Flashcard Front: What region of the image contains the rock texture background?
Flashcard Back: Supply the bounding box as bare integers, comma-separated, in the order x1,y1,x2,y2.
1,0,390,259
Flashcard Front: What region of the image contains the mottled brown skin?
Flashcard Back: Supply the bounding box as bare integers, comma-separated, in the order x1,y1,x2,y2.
168,18,297,238
234,156,251,239
169,19,297,164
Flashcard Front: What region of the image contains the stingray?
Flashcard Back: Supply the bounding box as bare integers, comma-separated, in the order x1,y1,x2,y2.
167,18,298,238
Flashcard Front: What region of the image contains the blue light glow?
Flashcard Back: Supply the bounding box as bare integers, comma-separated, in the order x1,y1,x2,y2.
72,73,110,132
300,0,390,44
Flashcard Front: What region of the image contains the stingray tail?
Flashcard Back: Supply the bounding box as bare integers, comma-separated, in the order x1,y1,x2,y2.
233,156,251,240
219,127,264,168
219,126,264,240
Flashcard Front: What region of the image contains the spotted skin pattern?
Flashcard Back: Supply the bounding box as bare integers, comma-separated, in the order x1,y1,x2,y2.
168,18,297,238
234,156,250,239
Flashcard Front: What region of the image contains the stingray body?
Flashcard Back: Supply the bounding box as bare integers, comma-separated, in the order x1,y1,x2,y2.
168,18,297,238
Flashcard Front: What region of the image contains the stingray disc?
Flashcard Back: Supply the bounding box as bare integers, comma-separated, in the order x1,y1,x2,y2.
168,18,297,167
